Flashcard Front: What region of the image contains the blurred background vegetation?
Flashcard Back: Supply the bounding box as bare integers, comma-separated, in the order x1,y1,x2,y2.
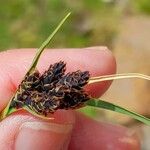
0,0,150,149
0,0,150,51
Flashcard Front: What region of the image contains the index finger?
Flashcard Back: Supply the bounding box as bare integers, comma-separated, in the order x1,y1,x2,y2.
0,47,116,111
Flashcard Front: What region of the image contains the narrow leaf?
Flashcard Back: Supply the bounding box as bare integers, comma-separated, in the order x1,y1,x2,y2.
86,99,150,126
2,107,54,120
88,73,150,84
0,102,11,120
28,12,71,74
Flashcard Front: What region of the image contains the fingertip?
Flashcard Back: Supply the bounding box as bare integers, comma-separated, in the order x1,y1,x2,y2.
84,47,116,97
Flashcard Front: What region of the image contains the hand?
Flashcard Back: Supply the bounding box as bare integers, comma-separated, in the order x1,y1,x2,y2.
0,47,140,150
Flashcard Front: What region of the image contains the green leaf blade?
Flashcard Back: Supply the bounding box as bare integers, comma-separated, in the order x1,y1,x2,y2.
28,12,71,74
86,99,150,126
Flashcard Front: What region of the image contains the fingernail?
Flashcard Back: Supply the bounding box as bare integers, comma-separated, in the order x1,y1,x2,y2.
15,122,72,150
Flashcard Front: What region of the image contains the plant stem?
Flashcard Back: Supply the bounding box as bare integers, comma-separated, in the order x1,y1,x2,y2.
88,73,150,84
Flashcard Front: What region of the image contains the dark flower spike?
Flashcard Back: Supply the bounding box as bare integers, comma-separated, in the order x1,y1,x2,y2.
9,61,90,116
0,13,150,126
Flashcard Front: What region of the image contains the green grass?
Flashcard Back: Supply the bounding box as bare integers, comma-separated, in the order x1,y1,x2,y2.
0,1,149,51
0,1,118,51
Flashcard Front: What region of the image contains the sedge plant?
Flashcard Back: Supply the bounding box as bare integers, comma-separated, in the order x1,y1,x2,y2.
0,12,150,126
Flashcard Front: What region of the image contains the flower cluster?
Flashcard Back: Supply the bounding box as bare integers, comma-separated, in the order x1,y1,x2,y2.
10,61,90,116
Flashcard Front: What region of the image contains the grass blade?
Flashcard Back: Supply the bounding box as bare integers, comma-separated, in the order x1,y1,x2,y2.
88,73,150,84
86,99,150,126
28,12,71,74
1,107,54,120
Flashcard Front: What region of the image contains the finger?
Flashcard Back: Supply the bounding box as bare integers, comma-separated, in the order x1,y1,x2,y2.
0,47,139,150
0,110,140,150
0,47,116,111
0,47,116,149
0,110,75,150
69,112,140,150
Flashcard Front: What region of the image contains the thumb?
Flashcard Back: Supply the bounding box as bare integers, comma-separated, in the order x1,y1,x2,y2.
0,110,74,150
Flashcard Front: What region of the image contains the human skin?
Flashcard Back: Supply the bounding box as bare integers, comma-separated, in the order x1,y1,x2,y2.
0,47,140,150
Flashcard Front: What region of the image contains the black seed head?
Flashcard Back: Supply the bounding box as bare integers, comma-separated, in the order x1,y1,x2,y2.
41,61,66,85
10,61,90,116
